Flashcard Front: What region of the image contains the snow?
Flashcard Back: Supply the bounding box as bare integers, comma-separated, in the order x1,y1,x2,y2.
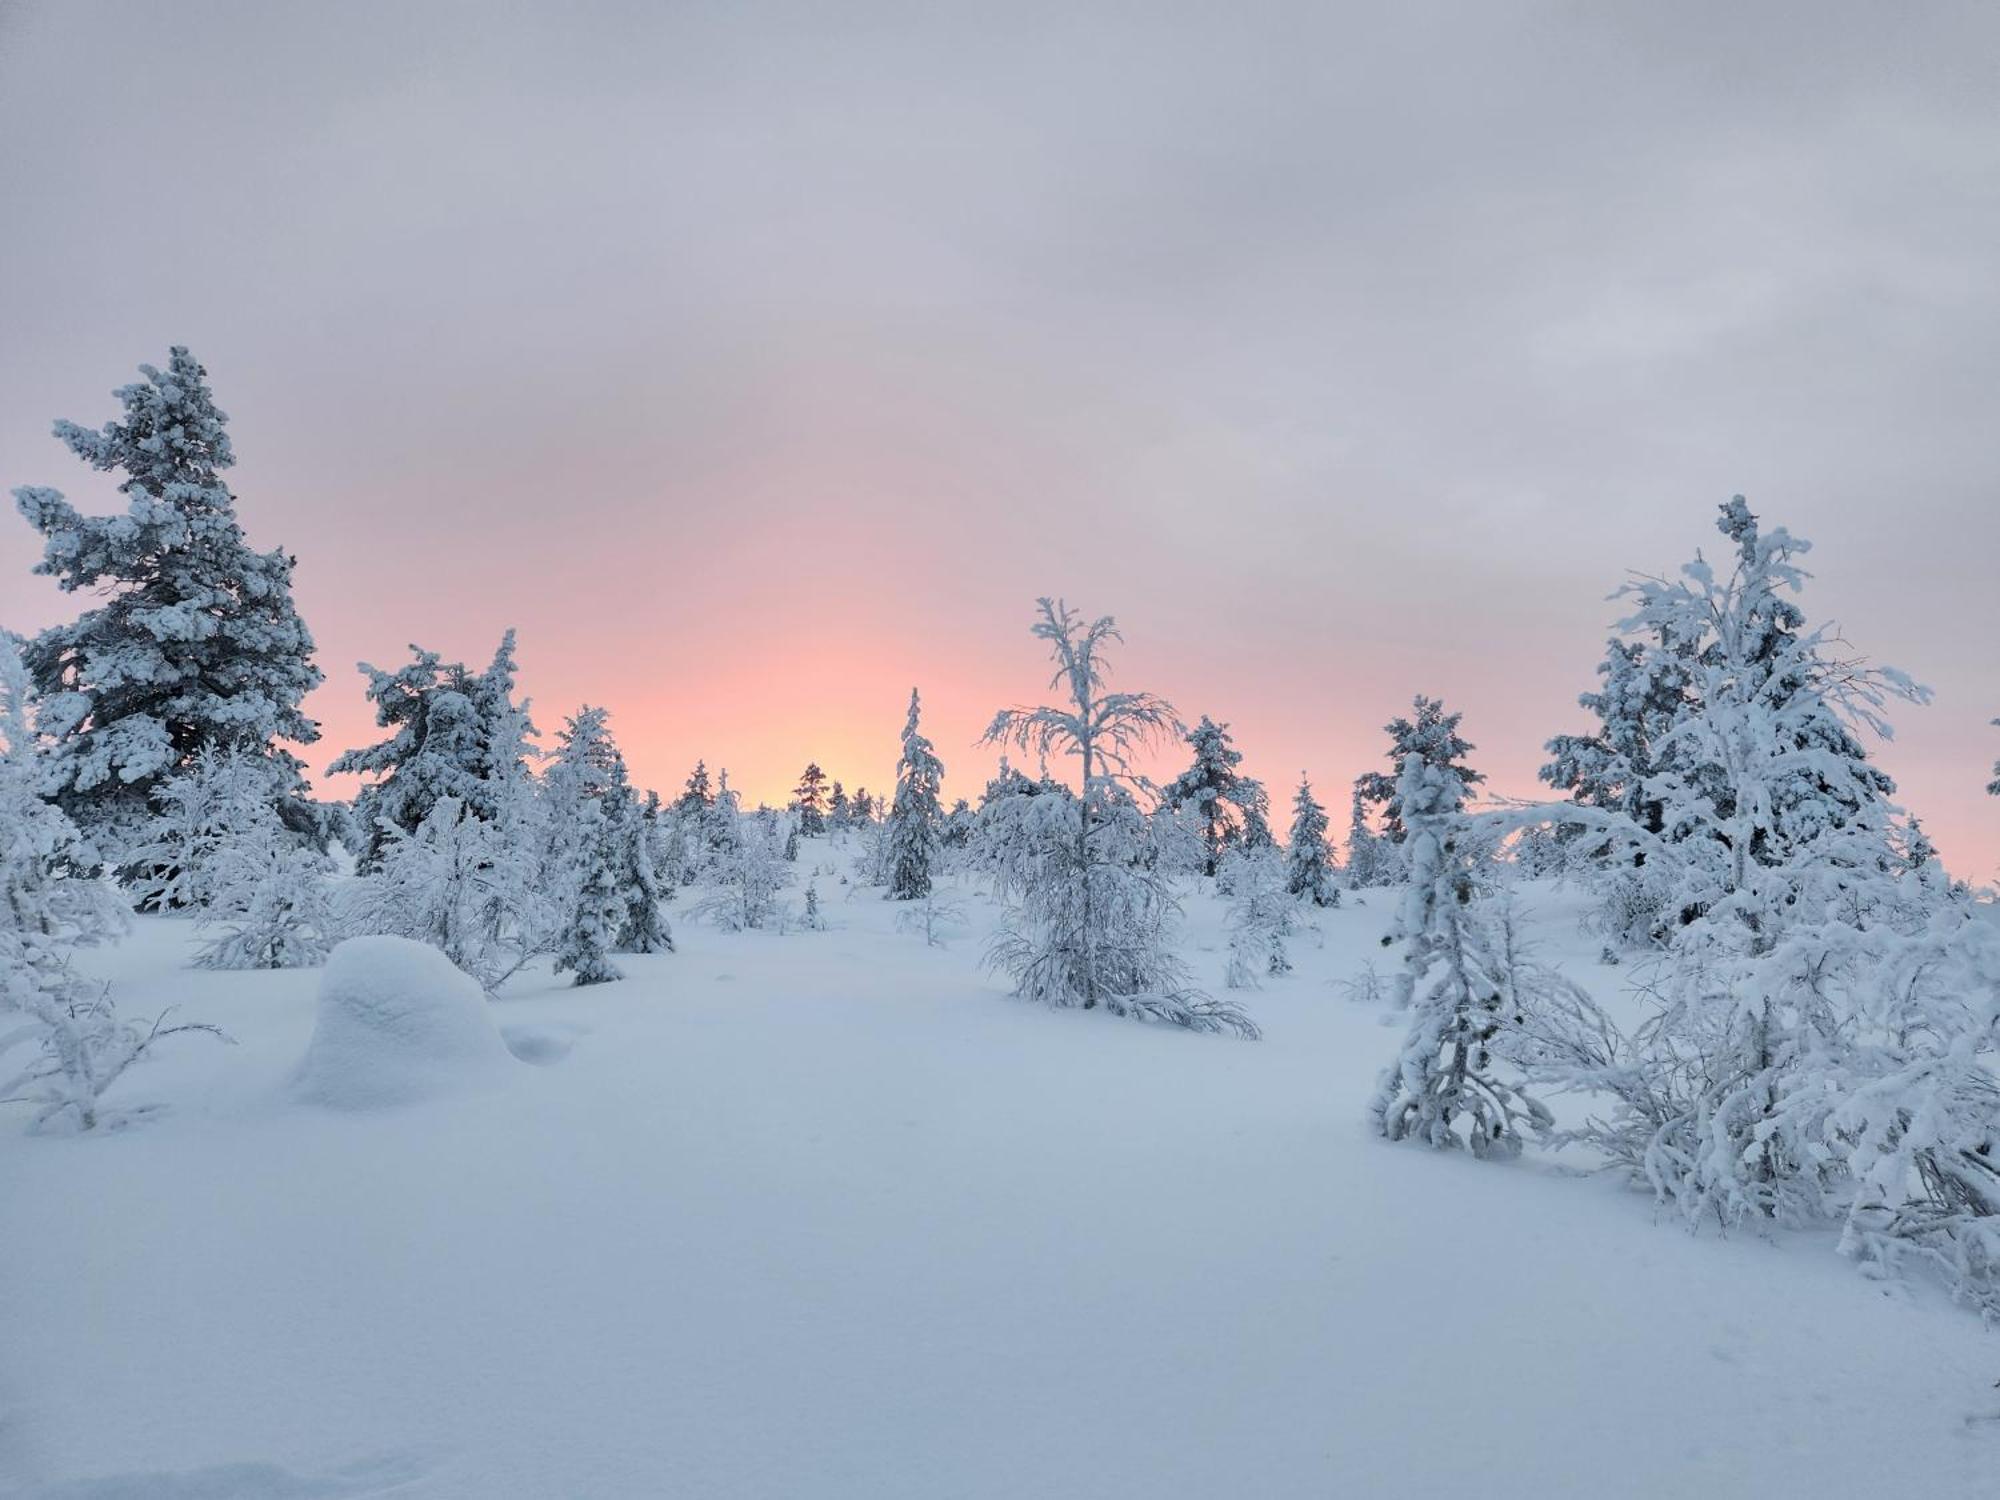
289,937,517,1110
3,860,1998,1498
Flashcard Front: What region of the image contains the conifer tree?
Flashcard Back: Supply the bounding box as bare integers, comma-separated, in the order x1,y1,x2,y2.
1158,715,1269,877
677,761,714,814
329,631,535,870
554,799,624,987
792,763,830,836
1344,784,1395,888
615,792,674,954
1285,773,1338,907
1354,696,1483,846
12,348,321,863
887,688,945,901
1371,754,1551,1157
827,781,850,830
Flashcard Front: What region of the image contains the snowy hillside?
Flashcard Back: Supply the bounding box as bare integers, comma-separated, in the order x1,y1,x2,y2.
4,856,1995,1500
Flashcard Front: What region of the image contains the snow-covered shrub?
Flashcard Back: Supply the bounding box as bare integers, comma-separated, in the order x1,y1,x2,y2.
342,796,550,990
690,811,790,931
1224,847,1295,988
195,834,337,970
1,634,222,1130
981,599,1257,1038
127,745,296,912
895,887,968,948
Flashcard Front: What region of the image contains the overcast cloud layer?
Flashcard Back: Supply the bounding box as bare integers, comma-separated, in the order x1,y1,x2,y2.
3,2,1997,870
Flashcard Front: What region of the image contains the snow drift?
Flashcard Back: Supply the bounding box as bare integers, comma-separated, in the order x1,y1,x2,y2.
291,936,516,1108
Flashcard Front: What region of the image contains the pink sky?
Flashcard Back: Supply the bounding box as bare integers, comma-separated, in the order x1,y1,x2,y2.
3,3,1997,875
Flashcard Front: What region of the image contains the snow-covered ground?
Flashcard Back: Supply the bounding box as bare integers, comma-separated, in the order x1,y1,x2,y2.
4,855,1997,1499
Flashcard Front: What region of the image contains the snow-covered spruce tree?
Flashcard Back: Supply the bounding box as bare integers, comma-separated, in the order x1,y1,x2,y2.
1353,696,1483,852
1343,784,1396,888
539,707,645,983
678,761,714,814
1595,499,1930,1226
981,598,1257,1037
12,348,321,868
1158,715,1269,878
827,781,850,832
342,796,549,990
553,798,624,986
887,688,945,901
328,631,537,871
616,792,675,954
793,763,830,836
1542,634,1693,843
940,798,975,852
1370,754,1552,1157
1223,847,1295,988
1285,774,1339,907
2,635,225,1130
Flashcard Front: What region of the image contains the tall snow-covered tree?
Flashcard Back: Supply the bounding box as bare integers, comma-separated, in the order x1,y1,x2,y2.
1354,696,1483,847
1285,773,1338,907
792,763,830,836
1603,498,1928,1224
1370,754,1551,1157
553,799,624,987
328,631,536,870
12,347,321,863
1158,715,1269,877
540,707,638,985
827,781,850,830
616,792,674,954
981,598,1256,1037
887,689,944,901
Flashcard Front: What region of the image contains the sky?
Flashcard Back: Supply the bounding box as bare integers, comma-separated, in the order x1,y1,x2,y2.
2,1,1998,872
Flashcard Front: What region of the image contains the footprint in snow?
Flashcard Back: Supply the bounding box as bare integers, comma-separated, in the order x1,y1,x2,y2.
500,1021,590,1066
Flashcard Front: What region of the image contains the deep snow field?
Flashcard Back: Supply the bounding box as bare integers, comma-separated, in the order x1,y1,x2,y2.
4,850,1999,1499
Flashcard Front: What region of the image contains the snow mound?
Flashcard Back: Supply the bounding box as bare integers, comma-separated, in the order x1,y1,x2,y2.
291,937,516,1109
